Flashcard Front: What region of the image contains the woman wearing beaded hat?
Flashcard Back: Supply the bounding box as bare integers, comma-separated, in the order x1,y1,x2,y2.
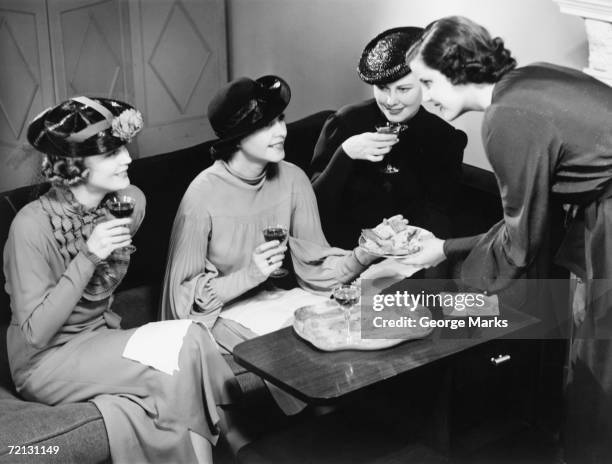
403,16,612,463
160,75,394,413
310,27,467,263
4,96,237,463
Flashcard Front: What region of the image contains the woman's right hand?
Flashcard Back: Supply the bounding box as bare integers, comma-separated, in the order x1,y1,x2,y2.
86,218,133,260
251,240,287,277
341,132,398,162
398,234,447,269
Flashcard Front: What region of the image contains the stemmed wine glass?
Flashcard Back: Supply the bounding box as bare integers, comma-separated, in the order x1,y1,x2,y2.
107,195,137,254
262,225,289,278
332,284,360,344
374,122,407,174
97,195,136,283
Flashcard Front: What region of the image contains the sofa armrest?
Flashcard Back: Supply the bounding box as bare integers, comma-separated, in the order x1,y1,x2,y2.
0,388,109,464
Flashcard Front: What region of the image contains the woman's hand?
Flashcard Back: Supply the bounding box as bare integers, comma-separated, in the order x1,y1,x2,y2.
342,132,398,162
86,218,133,260
355,246,379,267
251,240,287,277
399,235,447,269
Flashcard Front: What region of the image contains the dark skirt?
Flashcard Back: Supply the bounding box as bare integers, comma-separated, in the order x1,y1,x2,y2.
562,195,612,463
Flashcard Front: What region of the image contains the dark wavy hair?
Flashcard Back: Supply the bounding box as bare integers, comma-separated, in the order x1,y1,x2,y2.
41,154,89,187
407,16,516,85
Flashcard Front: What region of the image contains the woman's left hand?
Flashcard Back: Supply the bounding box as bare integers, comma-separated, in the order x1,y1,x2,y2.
399,234,447,268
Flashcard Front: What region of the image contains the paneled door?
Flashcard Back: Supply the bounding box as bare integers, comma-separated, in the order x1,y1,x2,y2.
47,0,133,102
0,0,55,191
0,0,228,191
128,0,227,156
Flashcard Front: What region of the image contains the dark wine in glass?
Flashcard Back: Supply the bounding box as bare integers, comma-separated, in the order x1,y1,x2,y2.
107,201,134,218
332,284,360,343
335,293,360,308
107,200,134,218
374,122,407,174
107,195,136,254
262,225,288,278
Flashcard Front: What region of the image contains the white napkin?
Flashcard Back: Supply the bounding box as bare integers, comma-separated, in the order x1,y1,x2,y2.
356,258,422,293
220,287,329,336
122,319,194,375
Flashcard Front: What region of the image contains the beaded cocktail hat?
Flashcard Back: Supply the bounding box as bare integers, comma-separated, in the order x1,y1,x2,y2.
358,27,424,85
27,96,143,158
208,75,291,156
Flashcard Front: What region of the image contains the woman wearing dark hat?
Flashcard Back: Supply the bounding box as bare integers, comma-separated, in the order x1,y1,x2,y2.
310,27,467,260
403,16,612,463
160,75,387,412
4,96,237,463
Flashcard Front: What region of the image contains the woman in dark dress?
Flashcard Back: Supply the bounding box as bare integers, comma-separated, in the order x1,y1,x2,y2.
404,16,612,463
310,27,467,254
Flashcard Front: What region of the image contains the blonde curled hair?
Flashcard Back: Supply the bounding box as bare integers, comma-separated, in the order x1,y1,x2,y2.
41,154,89,187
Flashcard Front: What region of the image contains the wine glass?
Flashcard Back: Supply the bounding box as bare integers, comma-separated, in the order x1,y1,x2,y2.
107,195,136,254
262,225,289,278
332,284,360,344
374,122,407,175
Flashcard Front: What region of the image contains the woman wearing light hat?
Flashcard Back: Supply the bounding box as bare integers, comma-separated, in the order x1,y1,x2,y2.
4,97,237,463
310,27,467,259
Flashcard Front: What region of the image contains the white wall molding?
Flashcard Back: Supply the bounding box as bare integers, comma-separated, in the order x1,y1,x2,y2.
555,0,612,85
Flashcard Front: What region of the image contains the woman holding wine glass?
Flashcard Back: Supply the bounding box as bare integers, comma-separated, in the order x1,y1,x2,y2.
310,27,467,264
4,96,238,463
160,75,392,414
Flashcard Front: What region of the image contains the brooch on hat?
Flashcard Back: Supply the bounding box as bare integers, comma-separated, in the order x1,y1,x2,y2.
111,109,144,142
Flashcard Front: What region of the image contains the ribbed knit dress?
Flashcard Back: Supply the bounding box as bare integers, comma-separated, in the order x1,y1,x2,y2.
4,184,237,464
160,160,370,330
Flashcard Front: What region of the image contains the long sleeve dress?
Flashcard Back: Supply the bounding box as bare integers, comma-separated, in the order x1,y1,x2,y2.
310,101,467,250
442,63,612,463
160,159,369,331
4,184,236,464
160,160,372,415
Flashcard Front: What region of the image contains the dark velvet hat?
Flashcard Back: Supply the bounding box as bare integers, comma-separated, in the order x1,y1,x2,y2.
27,96,143,158
358,27,424,85
207,75,291,156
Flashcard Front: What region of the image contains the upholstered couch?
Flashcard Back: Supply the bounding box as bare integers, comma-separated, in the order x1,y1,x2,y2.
0,109,506,463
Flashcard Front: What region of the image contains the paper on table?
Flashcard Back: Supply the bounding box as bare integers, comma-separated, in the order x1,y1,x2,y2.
356,258,422,293
220,288,329,336
219,259,420,336
122,319,194,375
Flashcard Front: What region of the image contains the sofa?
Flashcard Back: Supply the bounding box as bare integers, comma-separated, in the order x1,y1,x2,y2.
0,108,510,463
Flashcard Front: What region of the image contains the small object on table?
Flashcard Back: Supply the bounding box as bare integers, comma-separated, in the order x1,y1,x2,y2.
359,216,426,258
293,300,433,351
332,284,360,343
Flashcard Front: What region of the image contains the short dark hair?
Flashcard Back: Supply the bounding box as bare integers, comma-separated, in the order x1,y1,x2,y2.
41,154,89,187
210,143,238,162
408,16,516,85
